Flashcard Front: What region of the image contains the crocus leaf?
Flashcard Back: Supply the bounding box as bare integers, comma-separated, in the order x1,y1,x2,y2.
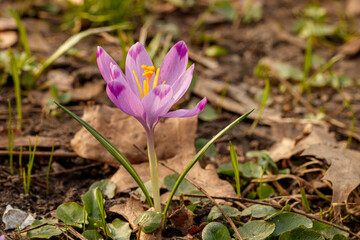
202,222,231,240
107,219,132,240
55,102,153,208
26,219,62,239
163,109,254,217
236,220,275,240
279,227,324,240
207,204,241,221
56,202,88,228
195,138,216,157
270,213,313,236
134,211,162,234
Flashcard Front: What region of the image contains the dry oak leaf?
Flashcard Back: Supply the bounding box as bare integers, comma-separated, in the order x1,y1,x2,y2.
302,145,360,204
71,105,197,165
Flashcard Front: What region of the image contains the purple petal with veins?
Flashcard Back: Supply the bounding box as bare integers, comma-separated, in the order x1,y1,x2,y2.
158,41,188,87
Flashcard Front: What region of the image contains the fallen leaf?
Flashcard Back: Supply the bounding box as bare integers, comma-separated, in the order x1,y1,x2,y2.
109,196,145,229
71,105,197,165
0,18,17,31
339,37,360,57
302,145,360,204
268,138,295,162
0,31,18,49
70,81,104,101
46,69,74,92
169,204,195,235
346,0,360,16
2,205,35,230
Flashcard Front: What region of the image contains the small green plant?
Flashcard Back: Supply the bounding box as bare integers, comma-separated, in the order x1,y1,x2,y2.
249,64,270,136
8,99,14,175
45,85,72,117
23,136,38,194
229,141,241,198
46,143,55,196
19,145,23,176
9,50,23,130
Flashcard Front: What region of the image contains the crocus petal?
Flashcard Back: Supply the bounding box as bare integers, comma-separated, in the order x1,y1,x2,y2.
97,46,125,83
142,84,173,129
159,41,188,86
163,97,207,118
169,64,194,105
107,81,145,120
125,42,154,99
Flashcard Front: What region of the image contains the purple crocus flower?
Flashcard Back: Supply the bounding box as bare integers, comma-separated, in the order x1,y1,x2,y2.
97,41,207,132
0,235,4,240
97,41,206,212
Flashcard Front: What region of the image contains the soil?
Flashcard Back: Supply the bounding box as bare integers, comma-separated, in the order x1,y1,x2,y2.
1,0,360,239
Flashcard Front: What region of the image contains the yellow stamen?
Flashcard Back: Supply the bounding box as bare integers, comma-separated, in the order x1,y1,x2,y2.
143,80,149,96
142,65,155,85
133,70,144,98
152,68,160,89
162,81,166,85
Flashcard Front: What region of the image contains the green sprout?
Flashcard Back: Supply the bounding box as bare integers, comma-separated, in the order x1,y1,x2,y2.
8,99,14,175
23,136,38,194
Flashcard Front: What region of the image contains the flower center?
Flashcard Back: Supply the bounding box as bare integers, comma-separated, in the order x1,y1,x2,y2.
133,65,165,98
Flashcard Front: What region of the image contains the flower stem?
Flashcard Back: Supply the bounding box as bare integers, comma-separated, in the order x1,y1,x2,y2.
146,129,161,213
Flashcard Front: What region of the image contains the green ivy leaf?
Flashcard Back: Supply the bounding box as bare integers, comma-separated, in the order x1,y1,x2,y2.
82,188,103,221
202,222,231,240
240,162,262,178
270,213,313,236
107,219,132,240
257,183,275,199
207,205,241,221
241,204,277,218
164,174,197,196
90,179,117,199
279,227,324,240
275,64,303,81
237,220,275,240
134,211,162,234
27,219,62,239
82,230,104,240
205,45,228,58
56,202,88,228
217,163,236,177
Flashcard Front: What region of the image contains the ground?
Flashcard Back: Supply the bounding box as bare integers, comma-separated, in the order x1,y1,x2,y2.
1,0,360,239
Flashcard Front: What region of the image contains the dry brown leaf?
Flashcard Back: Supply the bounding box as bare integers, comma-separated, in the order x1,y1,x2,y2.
70,81,104,101
193,77,281,124
302,145,360,204
339,37,360,57
269,138,295,162
0,18,17,31
71,105,197,165
169,204,194,235
346,0,360,16
46,69,74,92
109,196,144,229
0,31,18,49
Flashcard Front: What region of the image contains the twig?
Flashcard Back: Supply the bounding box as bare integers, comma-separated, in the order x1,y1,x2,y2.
1,163,102,183
160,162,243,240
183,193,360,239
0,150,77,157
